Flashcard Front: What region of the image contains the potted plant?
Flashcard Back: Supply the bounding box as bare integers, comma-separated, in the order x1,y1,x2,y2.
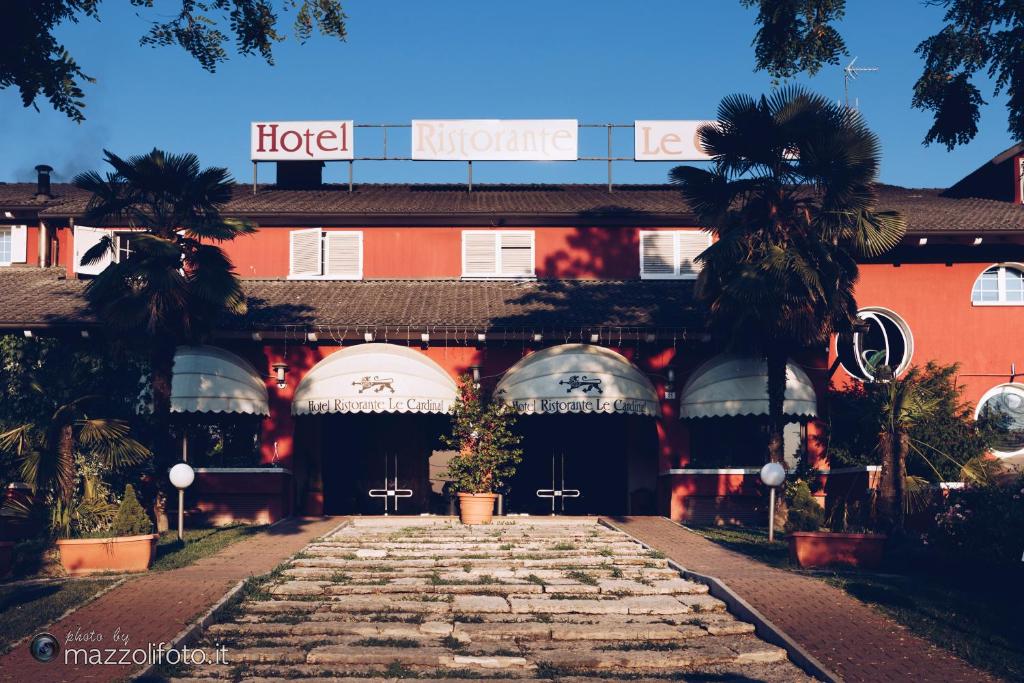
442,374,522,524
57,484,158,574
785,480,887,569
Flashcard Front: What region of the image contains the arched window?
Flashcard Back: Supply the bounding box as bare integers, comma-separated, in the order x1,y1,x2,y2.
836,307,914,381
971,264,1024,305
975,384,1024,457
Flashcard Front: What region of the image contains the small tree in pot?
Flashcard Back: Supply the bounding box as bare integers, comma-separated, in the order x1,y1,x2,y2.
442,374,522,524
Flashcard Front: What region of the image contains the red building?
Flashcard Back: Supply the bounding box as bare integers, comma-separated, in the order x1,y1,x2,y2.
1,145,1023,524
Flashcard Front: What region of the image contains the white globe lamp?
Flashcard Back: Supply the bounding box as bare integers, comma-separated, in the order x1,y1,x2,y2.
759,462,787,542
169,463,196,542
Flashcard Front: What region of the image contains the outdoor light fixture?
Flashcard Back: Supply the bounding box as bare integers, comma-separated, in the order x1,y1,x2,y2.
251,331,262,341
80,330,90,339
589,333,600,344
759,462,787,542
306,332,318,343
364,332,374,342
918,237,928,246
533,333,543,343
272,362,288,389
644,333,657,343
22,330,32,338
3,211,12,219
469,365,481,384
973,237,984,245
477,332,486,343
421,332,430,343
169,462,196,543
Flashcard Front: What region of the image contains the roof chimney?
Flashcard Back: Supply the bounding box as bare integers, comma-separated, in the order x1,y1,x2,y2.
35,164,53,200
275,161,324,190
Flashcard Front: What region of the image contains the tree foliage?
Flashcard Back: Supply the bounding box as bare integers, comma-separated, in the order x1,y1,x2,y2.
110,483,152,536
442,375,523,495
1,1,347,122
743,0,1024,149
741,0,848,81
671,86,904,464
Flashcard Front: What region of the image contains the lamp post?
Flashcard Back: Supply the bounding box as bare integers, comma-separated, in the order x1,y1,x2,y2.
169,463,195,542
759,462,786,542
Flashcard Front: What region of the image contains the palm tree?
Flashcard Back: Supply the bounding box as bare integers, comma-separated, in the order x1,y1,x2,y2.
671,87,906,465
74,149,254,473
0,384,149,534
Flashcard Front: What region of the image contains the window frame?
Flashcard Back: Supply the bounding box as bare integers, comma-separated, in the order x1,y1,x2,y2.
287,228,364,280
971,263,1024,306
974,383,1024,457
461,230,536,279
638,229,712,280
0,226,11,266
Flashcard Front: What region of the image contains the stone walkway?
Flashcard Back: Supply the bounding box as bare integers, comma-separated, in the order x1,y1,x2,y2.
173,517,812,682
0,516,342,682
609,516,996,683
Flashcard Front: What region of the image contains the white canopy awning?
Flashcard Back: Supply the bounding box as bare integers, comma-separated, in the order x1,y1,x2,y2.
679,354,817,420
293,343,457,415
494,344,659,416
171,345,269,416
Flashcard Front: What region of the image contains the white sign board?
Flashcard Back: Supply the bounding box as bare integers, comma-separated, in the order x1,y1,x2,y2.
412,119,578,161
634,120,715,161
251,121,353,161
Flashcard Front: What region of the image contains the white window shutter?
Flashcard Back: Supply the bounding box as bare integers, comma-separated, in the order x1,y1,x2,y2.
289,228,323,277
10,226,27,263
640,232,676,277
324,231,362,279
499,232,534,276
74,226,113,275
463,232,498,276
676,230,711,279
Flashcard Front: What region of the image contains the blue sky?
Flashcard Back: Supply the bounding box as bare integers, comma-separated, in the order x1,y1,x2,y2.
0,1,1014,188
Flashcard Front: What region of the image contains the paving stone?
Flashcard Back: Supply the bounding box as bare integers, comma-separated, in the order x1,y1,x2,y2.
453,594,511,613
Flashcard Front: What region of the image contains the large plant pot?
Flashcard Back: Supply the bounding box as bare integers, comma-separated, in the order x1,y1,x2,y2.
788,531,886,569
0,541,13,578
457,493,497,525
56,534,159,575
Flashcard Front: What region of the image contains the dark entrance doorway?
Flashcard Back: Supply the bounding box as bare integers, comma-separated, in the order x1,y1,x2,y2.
301,413,449,515
506,414,658,515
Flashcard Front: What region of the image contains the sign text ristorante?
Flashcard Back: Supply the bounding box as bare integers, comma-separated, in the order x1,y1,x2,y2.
412,120,578,161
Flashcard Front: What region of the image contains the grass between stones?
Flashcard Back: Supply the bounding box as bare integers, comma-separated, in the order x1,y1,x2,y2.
566,569,599,586
352,636,421,648
0,578,118,653
151,524,268,572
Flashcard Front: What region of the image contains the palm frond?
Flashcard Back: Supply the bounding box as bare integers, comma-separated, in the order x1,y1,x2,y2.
77,419,151,469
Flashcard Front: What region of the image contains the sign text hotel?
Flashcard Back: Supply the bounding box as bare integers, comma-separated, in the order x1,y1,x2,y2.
251,121,353,161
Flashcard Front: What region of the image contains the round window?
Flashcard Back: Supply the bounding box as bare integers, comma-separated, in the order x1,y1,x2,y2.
975,384,1024,456
836,307,914,381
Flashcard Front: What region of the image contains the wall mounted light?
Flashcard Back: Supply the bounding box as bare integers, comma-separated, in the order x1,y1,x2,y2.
477,332,486,343
533,333,543,343
973,237,984,246
469,364,481,384
80,330,90,339
664,367,677,400
644,333,657,343
306,332,318,343
420,332,430,344
589,333,600,344
918,237,928,246
22,330,32,338
272,362,288,389
364,332,374,342
251,331,262,341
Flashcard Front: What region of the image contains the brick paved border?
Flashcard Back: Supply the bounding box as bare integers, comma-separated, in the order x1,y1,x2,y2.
601,518,839,682
605,516,996,683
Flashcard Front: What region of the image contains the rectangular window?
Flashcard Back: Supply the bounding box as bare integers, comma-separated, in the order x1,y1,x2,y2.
639,230,711,279
0,227,10,265
289,229,362,279
462,231,535,278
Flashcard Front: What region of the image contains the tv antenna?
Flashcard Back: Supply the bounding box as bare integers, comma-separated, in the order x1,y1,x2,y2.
844,57,879,109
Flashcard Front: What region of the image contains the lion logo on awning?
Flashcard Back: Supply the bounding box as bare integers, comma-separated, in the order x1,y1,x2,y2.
352,375,395,394
558,375,603,394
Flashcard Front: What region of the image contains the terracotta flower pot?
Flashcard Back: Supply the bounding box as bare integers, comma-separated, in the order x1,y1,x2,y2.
457,493,497,525
0,541,13,578
56,534,159,575
788,531,887,569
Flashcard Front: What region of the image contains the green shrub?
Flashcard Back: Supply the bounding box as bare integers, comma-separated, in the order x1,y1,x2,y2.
784,481,824,533
928,477,1024,570
110,484,152,536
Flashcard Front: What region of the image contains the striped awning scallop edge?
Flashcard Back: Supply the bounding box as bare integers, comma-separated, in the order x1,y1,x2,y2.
679,353,817,420
171,345,269,415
